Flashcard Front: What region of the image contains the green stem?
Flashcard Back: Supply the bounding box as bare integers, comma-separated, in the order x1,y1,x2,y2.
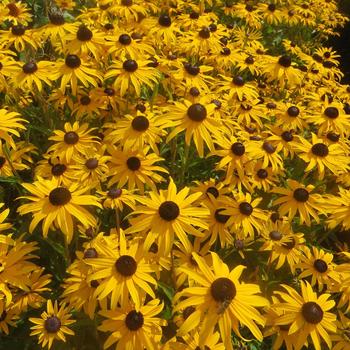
115,208,121,236
179,142,190,187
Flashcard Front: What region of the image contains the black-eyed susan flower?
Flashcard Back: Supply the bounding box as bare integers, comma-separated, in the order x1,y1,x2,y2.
298,246,340,290
99,187,136,212
18,177,101,243
294,133,349,179
29,300,75,350
166,98,221,157
14,60,55,92
221,192,268,239
169,331,225,350
0,25,38,52
272,179,326,226
52,54,103,94
48,122,100,163
105,58,160,97
64,24,107,58
127,178,209,255
2,0,32,25
106,145,167,193
273,281,336,350
85,231,157,309
174,252,269,350
104,111,170,154
99,298,165,350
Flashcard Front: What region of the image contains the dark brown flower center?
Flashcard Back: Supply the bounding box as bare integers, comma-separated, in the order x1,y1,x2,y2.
64,131,79,145
266,102,277,109
125,310,144,331
190,11,200,19
302,302,323,324
233,75,244,86
77,25,93,41
245,4,254,11
269,230,282,241
44,316,61,333
212,99,221,109
239,202,253,216
136,103,146,113
51,164,67,176
126,156,141,171
257,169,268,179
115,255,137,276
293,188,309,202
23,62,38,74
85,158,98,169
90,280,99,288
108,188,122,198
119,34,132,45
49,11,65,25
263,142,276,154
131,116,149,131
0,157,5,169
281,131,294,142
49,187,71,206
215,208,230,224
84,248,98,258
121,0,133,5
287,106,299,117
211,277,236,302
278,55,292,68
184,64,200,76
268,3,276,11
158,201,180,221
206,186,219,198
187,103,207,122
231,142,245,156
80,95,91,105
158,14,171,27
189,87,200,96
326,132,340,142
65,54,81,69
199,27,210,39
324,107,339,119
123,59,138,72
311,143,329,157
221,47,231,55
11,25,25,36
245,56,254,64
104,88,115,96
313,259,328,273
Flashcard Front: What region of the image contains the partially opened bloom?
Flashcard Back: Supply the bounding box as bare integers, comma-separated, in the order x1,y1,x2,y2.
18,177,101,243
29,300,75,350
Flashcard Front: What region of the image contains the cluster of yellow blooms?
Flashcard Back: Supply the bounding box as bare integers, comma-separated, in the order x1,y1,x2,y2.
0,0,350,349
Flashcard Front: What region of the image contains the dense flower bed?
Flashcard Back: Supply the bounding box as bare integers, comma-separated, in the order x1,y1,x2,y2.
0,0,350,349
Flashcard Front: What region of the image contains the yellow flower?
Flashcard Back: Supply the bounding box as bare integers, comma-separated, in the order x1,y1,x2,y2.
273,281,336,350
174,252,269,350
29,300,75,350
99,298,166,350
18,177,101,243
127,178,209,255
